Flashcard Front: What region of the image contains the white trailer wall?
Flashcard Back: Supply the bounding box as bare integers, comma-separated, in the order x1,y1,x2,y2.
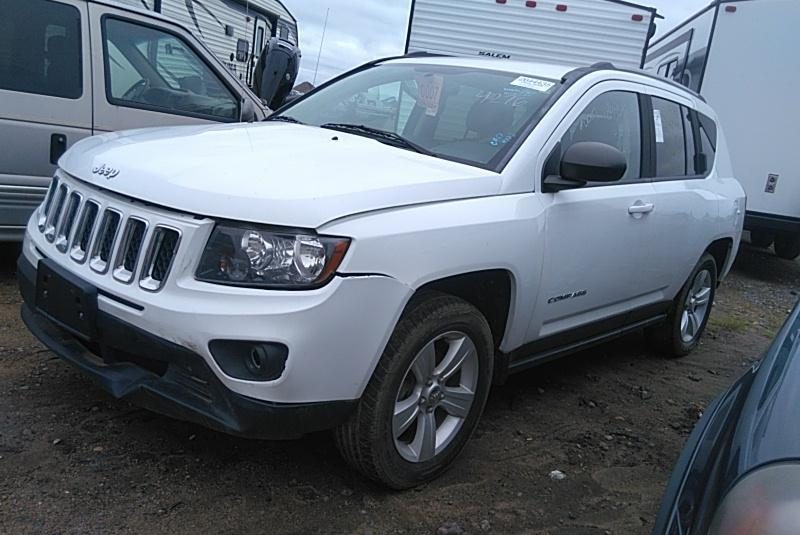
407,0,659,70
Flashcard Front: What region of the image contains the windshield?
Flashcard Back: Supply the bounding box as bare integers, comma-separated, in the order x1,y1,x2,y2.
276,63,559,169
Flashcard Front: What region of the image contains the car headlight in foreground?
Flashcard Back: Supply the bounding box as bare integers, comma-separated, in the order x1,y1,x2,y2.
196,223,350,289
708,463,800,535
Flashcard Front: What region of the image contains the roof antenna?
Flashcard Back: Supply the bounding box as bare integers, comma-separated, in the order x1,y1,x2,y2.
313,8,331,86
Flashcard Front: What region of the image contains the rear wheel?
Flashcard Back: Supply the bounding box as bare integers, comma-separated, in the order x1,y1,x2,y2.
646,253,717,358
774,234,800,260
749,230,774,249
334,294,493,489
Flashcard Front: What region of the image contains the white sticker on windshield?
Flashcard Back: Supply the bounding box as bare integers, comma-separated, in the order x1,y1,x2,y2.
416,73,444,117
653,109,665,143
510,76,555,92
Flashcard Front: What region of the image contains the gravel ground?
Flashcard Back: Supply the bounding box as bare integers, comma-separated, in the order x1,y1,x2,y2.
1,240,798,535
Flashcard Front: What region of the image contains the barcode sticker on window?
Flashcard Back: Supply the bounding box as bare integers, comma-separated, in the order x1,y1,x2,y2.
653,109,665,143
510,77,555,92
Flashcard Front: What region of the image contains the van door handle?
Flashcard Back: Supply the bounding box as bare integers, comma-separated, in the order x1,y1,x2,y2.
50,134,67,165
628,202,655,215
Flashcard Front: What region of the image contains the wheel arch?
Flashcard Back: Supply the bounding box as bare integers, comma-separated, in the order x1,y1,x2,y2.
404,269,516,350
706,237,734,284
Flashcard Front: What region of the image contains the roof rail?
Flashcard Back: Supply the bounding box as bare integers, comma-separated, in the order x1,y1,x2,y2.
562,61,707,103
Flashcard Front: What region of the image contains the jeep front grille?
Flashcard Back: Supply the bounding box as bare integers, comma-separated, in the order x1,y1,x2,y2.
36,174,183,292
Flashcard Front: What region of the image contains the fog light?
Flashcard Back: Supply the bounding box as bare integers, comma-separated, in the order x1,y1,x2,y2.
209,340,288,382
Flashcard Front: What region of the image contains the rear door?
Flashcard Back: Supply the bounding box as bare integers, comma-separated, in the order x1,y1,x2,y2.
643,90,720,301
0,0,92,237
528,83,662,343
88,3,244,132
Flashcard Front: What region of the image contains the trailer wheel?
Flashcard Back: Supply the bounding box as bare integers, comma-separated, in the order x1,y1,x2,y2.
749,231,774,249
774,235,800,261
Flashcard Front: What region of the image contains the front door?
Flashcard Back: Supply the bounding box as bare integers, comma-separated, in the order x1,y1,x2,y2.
527,85,660,343
0,0,92,238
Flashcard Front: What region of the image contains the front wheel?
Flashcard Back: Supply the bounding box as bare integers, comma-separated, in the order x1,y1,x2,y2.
334,294,494,489
646,253,717,358
774,234,800,261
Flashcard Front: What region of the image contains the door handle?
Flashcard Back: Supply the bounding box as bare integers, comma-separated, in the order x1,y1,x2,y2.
628,202,655,215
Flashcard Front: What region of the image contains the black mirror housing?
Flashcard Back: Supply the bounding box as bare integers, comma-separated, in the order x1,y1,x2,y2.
560,141,627,183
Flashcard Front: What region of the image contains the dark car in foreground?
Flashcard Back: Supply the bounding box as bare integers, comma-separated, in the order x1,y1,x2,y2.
653,300,800,534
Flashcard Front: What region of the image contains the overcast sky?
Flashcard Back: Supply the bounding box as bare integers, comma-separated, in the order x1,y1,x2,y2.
281,0,709,85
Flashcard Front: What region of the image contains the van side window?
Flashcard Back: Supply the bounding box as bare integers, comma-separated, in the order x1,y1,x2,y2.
0,0,82,99
103,18,239,121
652,97,686,178
560,91,642,182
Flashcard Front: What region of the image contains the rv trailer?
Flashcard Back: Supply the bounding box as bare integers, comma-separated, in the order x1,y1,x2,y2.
646,0,800,259
406,0,661,70
120,0,299,89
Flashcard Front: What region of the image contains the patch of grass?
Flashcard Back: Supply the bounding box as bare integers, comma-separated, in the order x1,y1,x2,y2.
708,313,750,333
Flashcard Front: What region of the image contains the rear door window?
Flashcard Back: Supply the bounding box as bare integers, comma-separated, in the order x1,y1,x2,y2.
652,97,687,178
103,17,239,121
0,0,82,99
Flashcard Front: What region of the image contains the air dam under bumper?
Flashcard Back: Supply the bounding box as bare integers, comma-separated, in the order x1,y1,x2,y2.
18,260,357,440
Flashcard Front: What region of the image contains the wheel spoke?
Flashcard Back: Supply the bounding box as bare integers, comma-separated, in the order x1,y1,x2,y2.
435,336,475,382
681,311,690,337
694,287,711,306
440,386,474,418
692,311,704,334
686,310,697,337
413,411,437,462
411,341,436,383
393,392,421,438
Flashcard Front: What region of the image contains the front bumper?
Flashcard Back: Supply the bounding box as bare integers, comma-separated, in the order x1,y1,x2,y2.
18,257,358,439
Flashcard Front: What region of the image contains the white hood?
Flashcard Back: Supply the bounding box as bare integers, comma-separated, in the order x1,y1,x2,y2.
60,123,501,228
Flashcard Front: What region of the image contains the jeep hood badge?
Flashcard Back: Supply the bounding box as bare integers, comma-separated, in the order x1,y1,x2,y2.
92,164,120,179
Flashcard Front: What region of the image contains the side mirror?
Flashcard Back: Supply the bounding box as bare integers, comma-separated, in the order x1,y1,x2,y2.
240,98,258,122
543,142,627,192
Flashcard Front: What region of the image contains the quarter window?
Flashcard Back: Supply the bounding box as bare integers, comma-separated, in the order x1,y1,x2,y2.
560,91,642,182
652,97,686,178
698,113,717,173
0,0,82,99
103,18,239,121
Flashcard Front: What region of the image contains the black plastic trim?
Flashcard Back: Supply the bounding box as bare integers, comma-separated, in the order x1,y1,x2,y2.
745,211,800,234
17,256,356,440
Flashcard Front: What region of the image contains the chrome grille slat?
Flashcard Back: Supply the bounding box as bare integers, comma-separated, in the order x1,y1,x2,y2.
140,227,181,292
70,201,100,263
44,185,68,242
55,192,82,253
113,218,148,284
38,177,60,231
89,210,122,274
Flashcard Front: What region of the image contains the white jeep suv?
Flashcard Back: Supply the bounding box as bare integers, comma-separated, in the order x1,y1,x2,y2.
18,55,745,488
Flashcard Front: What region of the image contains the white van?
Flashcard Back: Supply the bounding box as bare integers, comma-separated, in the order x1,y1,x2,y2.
0,0,299,241
645,0,800,259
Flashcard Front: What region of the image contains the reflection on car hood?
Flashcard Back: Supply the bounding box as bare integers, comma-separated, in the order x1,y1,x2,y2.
60,122,501,228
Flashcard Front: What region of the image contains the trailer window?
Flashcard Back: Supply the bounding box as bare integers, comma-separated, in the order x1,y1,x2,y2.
0,0,82,99
277,63,559,169
103,18,239,121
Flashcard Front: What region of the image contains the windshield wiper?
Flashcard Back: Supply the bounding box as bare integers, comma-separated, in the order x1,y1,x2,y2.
320,123,436,157
266,115,304,124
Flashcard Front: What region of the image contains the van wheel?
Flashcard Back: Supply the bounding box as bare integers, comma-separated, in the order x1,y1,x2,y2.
774,235,800,260
334,294,493,489
646,254,717,358
749,231,774,249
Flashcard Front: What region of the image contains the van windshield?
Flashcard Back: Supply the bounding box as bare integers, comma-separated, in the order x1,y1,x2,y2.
275,63,559,169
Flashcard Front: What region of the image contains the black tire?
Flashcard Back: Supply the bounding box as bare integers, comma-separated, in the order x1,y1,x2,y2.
334,293,494,489
749,230,774,249
646,253,717,358
774,234,800,261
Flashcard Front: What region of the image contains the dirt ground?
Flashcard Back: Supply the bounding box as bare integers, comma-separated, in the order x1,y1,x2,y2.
1,241,798,535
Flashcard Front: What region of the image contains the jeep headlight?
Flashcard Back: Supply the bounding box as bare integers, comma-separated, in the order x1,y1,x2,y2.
196,223,350,289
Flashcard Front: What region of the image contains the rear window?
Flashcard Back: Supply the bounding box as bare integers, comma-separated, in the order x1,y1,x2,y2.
0,0,82,99
276,63,559,170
